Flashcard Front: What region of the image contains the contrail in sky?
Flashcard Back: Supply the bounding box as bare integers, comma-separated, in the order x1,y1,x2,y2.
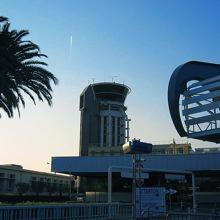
69,35,73,58
70,35,73,48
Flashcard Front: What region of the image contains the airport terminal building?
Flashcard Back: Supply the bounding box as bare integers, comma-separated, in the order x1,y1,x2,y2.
52,82,220,208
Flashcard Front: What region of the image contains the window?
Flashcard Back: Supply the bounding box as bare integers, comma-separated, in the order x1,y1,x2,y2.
7,180,15,192
112,117,115,146
31,177,37,181
80,94,84,109
159,149,166,154
7,175,15,192
103,116,107,147
7,173,15,179
10,174,15,179
117,118,121,146
167,149,173,154
177,148,184,154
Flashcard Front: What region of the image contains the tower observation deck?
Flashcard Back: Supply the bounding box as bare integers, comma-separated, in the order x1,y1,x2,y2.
79,82,131,156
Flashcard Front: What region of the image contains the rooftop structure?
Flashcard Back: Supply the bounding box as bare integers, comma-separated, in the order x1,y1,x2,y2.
152,142,192,155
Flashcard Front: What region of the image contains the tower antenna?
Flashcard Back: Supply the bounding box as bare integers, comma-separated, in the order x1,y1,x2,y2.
111,75,118,82
91,78,95,84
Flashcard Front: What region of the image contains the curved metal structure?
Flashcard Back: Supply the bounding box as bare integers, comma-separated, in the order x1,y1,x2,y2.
168,61,220,142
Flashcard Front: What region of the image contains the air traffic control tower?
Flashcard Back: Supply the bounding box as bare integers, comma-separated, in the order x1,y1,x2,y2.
79,82,131,156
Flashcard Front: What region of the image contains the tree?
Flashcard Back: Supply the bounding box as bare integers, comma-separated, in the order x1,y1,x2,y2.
0,16,58,117
58,184,64,196
15,182,30,196
31,181,45,196
45,182,57,196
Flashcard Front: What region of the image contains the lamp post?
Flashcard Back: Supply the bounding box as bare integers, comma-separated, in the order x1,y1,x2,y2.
122,139,153,220
69,175,72,200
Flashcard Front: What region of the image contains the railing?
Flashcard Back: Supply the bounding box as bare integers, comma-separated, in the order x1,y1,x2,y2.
182,76,220,141
0,203,132,220
1,203,220,220
167,211,220,220
141,211,220,220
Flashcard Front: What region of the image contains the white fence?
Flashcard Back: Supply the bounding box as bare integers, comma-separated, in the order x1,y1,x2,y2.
0,203,132,220
1,203,220,220
167,211,220,220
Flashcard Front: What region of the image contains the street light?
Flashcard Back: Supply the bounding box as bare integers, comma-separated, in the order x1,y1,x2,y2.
122,139,153,220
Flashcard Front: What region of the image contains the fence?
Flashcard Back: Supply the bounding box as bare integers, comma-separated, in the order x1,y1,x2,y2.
167,211,220,220
145,211,220,220
0,203,132,220
1,203,220,220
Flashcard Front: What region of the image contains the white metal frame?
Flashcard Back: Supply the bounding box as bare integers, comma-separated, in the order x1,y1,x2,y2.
0,203,132,220
183,76,220,139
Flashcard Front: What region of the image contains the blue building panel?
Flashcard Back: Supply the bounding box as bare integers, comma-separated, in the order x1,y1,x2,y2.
51,153,220,175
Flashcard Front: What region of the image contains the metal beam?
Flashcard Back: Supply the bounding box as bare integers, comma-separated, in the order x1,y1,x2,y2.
182,100,220,116
185,113,220,126
188,75,220,89
184,80,220,97
182,90,220,105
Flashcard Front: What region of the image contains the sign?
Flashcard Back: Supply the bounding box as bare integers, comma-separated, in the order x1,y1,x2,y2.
166,188,177,195
136,187,166,218
122,140,153,154
165,174,185,181
135,163,143,170
136,179,144,187
121,170,149,179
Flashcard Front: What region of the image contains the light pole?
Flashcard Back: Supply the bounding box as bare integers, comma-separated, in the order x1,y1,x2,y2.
69,175,72,200
122,139,153,220
76,176,79,194
192,172,196,213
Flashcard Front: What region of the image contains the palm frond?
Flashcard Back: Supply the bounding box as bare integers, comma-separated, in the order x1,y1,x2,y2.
0,17,58,118
0,16,8,22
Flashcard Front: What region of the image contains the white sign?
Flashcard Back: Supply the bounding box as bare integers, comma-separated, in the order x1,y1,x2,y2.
136,187,166,218
166,188,177,195
165,174,185,181
121,170,149,179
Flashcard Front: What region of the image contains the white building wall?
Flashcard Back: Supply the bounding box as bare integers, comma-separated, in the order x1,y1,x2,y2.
0,165,72,195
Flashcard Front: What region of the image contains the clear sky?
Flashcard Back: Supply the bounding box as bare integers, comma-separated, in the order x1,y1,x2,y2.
1,0,220,172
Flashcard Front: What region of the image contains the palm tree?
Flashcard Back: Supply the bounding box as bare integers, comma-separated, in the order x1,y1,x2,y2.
0,16,58,117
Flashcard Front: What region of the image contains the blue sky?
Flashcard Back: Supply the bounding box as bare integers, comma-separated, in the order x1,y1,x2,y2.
1,0,220,171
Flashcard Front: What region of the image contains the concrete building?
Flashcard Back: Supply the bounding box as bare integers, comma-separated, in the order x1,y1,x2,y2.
0,164,72,196
152,142,192,155
79,82,130,156
194,147,220,153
